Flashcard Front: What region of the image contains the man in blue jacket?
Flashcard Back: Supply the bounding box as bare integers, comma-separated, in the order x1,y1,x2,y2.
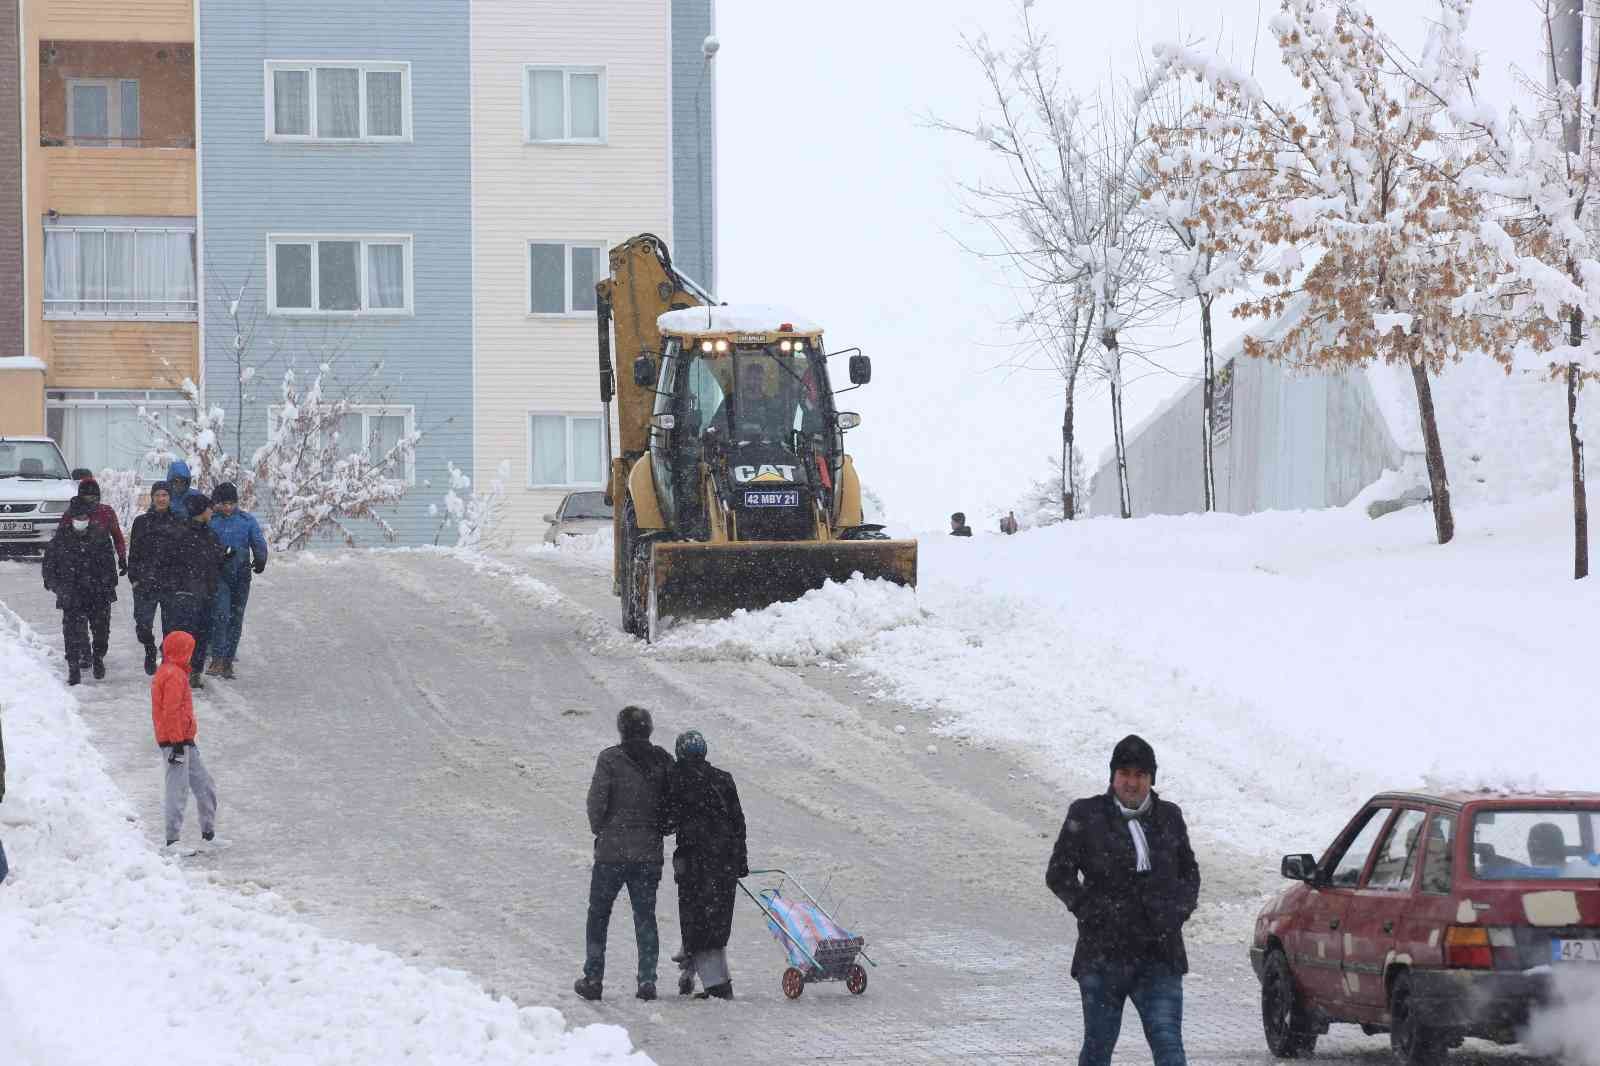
206,482,268,680
164,460,206,520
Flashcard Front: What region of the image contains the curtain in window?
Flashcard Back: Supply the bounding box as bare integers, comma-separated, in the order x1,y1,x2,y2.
105,232,136,315
571,417,603,483
134,231,166,313
335,412,364,456
570,247,599,312
367,244,405,309
119,81,141,144
170,233,197,312
44,230,79,313
77,232,107,308
529,244,565,313
318,241,361,311
570,73,601,139
71,84,108,140
371,413,406,463
531,415,568,484
529,70,564,140
367,71,403,136
274,70,311,135
317,68,361,138
275,243,313,309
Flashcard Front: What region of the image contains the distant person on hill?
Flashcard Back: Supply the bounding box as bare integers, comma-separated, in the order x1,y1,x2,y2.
1046,735,1200,1066
163,460,205,520
162,492,227,690
949,512,973,537
151,629,217,849
1000,511,1020,535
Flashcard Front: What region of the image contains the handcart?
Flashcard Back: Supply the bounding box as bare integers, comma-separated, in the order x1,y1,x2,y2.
738,868,875,999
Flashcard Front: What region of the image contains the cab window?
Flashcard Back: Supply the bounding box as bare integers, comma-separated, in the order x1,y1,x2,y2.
1366,808,1427,891
1327,806,1393,887
1420,814,1456,894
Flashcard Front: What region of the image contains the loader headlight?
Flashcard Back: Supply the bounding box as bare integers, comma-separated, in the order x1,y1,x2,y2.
836,411,861,430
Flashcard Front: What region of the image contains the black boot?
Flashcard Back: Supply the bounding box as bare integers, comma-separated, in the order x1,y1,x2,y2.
696,982,734,1000
678,973,696,996
92,658,105,680
143,643,157,675
636,982,656,1001
190,670,205,689
573,976,602,1001
68,664,82,686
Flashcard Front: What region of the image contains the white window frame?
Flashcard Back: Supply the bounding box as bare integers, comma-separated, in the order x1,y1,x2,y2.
46,389,186,479
526,240,605,317
267,403,417,485
43,217,198,321
266,234,414,317
527,412,606,489
523,65,607,145
66,78,140,145
263,61,413,143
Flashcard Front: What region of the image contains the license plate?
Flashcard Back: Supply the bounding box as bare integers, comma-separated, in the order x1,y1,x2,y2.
0,520,33,533
744,490,799,508
1551,939,1600,963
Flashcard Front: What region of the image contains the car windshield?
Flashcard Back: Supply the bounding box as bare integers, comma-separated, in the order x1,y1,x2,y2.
1472,808,1600,880
0,440,71,479
676,343,829,443
563,492,611,520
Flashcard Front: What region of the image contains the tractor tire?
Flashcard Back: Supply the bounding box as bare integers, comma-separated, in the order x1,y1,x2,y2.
1261,949,1319,1058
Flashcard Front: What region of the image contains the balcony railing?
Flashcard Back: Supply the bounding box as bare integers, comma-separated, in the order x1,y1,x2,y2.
44,298,198,321
41,135,195,149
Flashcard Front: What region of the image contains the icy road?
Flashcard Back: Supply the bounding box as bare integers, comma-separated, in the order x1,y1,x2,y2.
0,548,1531,1065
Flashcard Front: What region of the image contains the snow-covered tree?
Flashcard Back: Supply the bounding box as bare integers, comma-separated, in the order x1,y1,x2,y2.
1162,0,1519,546
430,459,510,551
139,377,250,501
94,468,142,533
1014,452,1087,527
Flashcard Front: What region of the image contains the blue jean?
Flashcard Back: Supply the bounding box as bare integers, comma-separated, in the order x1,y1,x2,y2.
132,585,172,648
209,567,252,660
583,861,662,984
1078,962,1187,1066
167,591,211,671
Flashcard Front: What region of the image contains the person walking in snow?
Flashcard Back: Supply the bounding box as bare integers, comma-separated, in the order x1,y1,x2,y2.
162,492,227,689
575,705,675,1003
163,460,205,520
128,481,183,676
205,482,267,680
56,476,128,574
151,630,217,849
949,511,973,537
42,498,121,685
663,729,748,1000
1046,735,1200,1066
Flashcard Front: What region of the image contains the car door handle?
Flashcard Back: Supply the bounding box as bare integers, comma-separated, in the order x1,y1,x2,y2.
1329,919,1341,930
1383,921,1395,934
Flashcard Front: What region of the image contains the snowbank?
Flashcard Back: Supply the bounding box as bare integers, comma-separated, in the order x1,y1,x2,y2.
653,494,1596,863
0,603,651,1066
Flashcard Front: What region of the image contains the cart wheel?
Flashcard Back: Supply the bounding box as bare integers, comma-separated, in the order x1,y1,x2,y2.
845,963,868,995
781,967,805,999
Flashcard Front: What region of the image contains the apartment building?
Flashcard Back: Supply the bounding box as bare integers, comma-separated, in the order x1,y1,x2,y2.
6,0,198,474
472,0,715,542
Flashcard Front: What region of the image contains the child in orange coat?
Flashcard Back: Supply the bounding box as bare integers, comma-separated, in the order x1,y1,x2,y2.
152,630,217,847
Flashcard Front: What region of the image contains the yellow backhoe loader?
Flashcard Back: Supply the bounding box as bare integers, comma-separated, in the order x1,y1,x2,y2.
596,234,917,640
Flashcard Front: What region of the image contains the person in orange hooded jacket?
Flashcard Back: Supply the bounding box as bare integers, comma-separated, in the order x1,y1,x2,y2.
151,630,217,848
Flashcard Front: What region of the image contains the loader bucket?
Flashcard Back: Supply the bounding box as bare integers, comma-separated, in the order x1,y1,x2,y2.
646,539,918,641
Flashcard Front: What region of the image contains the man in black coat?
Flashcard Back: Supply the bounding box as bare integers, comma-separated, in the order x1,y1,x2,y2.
1046,735,1200,1066
42,497,120,685
576,705,675,1003
128,481,183,676
664,729,748,1000
160,492,227,689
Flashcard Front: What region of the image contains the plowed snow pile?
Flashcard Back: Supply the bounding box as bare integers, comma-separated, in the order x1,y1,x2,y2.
0,605,650,1066
657,492,1596,857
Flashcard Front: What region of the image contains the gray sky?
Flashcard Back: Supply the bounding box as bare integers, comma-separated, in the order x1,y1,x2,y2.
714,1,1544,529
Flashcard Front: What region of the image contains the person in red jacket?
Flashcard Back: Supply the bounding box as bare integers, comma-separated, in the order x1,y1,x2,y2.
151,630,217,848
58,477,128,574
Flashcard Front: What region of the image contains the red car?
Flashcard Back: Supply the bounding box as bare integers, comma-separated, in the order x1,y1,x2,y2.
1251,790,1600,1064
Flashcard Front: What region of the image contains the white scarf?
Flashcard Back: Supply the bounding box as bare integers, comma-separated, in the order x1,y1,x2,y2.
1115,793,1153,872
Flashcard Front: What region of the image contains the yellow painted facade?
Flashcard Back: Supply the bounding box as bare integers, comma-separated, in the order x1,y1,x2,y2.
17,0,198,414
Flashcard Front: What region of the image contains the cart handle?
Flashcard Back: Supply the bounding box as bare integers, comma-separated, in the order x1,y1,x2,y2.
740,869,876,969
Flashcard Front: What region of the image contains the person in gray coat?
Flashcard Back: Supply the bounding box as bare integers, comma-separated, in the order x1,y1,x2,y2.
575,705,675,1002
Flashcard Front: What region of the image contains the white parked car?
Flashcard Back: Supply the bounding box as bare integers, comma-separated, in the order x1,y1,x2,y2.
0,437,79,558
543,490,612,545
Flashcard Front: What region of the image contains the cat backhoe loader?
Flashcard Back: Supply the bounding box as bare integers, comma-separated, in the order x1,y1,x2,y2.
596,234,917,640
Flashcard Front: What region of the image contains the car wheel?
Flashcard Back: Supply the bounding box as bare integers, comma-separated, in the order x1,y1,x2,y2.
1262,949,1319,1058
1390,972,1446,1066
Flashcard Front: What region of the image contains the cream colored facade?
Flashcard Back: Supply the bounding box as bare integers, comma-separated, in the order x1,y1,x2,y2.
470,0,672,545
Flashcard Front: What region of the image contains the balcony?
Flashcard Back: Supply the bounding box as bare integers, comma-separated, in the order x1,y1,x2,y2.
42,146,195,215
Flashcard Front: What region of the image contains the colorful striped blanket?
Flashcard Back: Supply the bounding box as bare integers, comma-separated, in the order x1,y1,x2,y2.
760,889,862,971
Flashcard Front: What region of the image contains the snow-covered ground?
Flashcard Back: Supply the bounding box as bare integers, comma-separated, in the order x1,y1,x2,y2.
0,592,649,1066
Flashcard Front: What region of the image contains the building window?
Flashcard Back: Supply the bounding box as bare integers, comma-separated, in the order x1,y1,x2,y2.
43,219,197,320
269,403,416,483
266,62,411,142
268,235,412,315
524,66,605,143
529,413,604,487
46,390,185,478
528,241,602,315
66,78,140,146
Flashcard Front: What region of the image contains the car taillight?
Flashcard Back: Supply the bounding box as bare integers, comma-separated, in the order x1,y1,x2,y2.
1445,925,1493,969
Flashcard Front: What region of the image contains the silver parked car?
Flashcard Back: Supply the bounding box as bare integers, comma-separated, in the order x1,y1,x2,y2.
543,490,612,545
0,437,79,558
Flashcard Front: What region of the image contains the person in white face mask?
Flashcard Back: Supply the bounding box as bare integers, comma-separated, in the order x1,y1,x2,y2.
42,497,121,685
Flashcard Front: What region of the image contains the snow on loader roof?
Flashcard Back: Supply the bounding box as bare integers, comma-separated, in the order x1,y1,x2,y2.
657,303,823,337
